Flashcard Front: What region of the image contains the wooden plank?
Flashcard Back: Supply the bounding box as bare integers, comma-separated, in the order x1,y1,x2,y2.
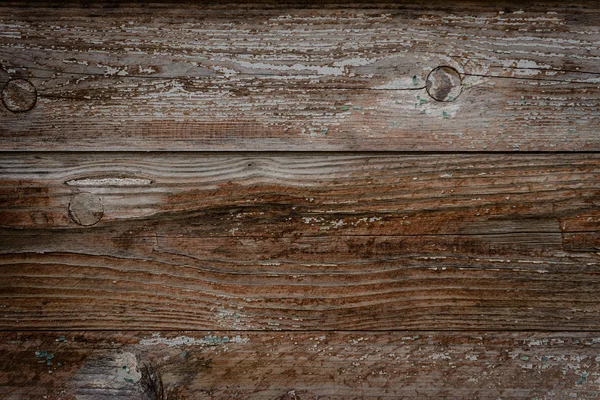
1,152,599,232
1,3,600,151
0,153,599,330
1,331,599,399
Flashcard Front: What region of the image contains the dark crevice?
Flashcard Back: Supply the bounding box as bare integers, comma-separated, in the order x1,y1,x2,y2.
462,72,598,84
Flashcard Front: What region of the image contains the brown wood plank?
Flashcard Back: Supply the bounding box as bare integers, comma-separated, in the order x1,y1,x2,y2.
1,152,599,232
2,330,599,399
1,2,600,151
0,153,598,330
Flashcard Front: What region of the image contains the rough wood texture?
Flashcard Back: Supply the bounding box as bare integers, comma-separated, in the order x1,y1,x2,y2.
1,153,598,330
1,2,600,150
2,331,600,399
2,2,600,397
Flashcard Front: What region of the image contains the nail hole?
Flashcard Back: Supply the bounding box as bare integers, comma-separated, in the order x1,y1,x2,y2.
425,66,462,102
2,78,37,112
69,192,104,226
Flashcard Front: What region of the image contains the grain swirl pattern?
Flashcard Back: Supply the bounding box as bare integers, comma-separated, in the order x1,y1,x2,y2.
0,153,598,330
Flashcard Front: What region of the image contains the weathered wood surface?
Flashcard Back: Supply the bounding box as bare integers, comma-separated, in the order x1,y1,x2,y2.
1,2,600,397
1,153,598,330
1,3,600,151
2,331,600,399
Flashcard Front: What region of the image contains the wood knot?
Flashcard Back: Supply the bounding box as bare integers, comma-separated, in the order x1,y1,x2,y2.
425,66,462,102
69,192,104,226
1,78,37,112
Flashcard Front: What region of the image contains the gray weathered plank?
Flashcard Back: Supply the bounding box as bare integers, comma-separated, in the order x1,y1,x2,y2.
1,2,600,150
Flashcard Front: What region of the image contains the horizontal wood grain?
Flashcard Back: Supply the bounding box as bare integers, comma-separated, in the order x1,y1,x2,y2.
0,153,598,330
2,330,600,399
1,2,600,150
2,2,599,397
1,152,599,232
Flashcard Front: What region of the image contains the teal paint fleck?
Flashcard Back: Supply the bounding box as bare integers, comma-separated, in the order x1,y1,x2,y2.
353,106,362,110
35,351,47,358
577,372,589,385
56,336,67,342
35,350,57,368
203,335,234,346
520,355,529,361
447,95,454,101
321,128,328,135
341,105,350,111
412,75,418,86
413,335,420,340
180,351,188,359
443,111,450,119
57,362,63,367
123,366,130,373
124,378,136,384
